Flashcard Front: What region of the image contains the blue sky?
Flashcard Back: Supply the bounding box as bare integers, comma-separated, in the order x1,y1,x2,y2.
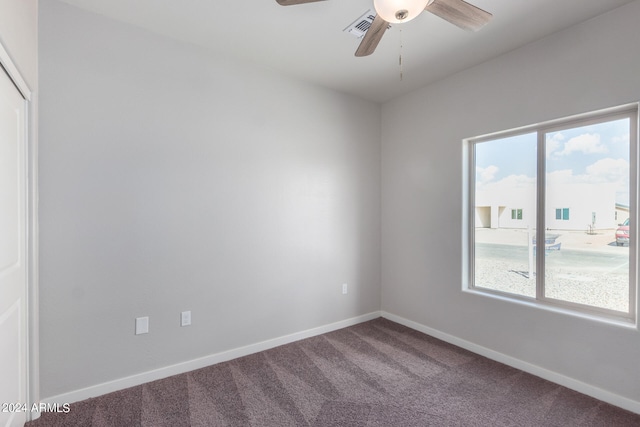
476,118,631,204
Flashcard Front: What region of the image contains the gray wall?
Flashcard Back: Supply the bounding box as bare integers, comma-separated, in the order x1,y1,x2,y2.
0,0,37,88
381,1,640,403
39,1,381,398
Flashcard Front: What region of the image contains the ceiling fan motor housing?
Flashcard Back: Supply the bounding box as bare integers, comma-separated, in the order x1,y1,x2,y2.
373,0,430,23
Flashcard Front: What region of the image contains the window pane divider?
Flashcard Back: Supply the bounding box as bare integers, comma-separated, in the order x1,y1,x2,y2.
536,130,546,301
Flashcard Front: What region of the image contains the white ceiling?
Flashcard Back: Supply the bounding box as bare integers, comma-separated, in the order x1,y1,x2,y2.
57,0,635,103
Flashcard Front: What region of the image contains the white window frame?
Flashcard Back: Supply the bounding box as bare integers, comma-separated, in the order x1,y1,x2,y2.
464,104,638,322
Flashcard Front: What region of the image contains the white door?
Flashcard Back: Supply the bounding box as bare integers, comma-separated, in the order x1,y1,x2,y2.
0,65,28,427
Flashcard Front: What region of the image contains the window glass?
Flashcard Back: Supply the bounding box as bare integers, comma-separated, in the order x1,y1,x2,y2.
474,133,537,298
545,119,630,312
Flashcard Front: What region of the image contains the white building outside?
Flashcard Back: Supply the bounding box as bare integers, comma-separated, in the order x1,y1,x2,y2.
476,182,617,231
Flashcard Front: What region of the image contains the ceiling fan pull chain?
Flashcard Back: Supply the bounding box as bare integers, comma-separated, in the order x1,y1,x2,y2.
399,28,404,81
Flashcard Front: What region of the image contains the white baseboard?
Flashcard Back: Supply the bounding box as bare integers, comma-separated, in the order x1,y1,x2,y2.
381,311,640,415
43,311,382,405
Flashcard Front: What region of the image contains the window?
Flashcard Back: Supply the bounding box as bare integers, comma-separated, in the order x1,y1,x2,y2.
555,208,570,220
468,105,637,320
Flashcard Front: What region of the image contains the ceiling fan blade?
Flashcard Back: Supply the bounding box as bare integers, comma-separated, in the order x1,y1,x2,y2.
276,0,327,5
355,14,389,57
425,0,492,31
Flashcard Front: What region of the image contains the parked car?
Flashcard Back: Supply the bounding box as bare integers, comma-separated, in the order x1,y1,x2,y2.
616,218,629,246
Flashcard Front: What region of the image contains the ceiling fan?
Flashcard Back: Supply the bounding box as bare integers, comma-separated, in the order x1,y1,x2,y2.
276,0,492,57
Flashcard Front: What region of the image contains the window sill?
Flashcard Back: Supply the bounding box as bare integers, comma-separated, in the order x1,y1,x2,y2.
463,286,637,329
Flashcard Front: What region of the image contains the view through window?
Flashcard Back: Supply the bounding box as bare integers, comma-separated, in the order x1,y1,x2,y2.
471,108,636,318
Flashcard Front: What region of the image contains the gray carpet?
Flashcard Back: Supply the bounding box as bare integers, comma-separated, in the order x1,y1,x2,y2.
28,318,640,426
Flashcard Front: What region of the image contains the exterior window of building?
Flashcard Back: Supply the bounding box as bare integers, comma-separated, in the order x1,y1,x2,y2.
555,208,570,220
468,105,637,320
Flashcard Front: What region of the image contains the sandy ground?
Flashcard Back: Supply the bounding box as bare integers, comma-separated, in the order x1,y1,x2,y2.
473,228,630,313
475,227,626,254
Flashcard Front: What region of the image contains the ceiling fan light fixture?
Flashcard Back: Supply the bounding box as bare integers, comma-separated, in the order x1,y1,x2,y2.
373,0,430,24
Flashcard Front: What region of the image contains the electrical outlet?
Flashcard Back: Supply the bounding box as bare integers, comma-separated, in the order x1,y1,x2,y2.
342,283,348,295
135,316,149,335
181,311,191,327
